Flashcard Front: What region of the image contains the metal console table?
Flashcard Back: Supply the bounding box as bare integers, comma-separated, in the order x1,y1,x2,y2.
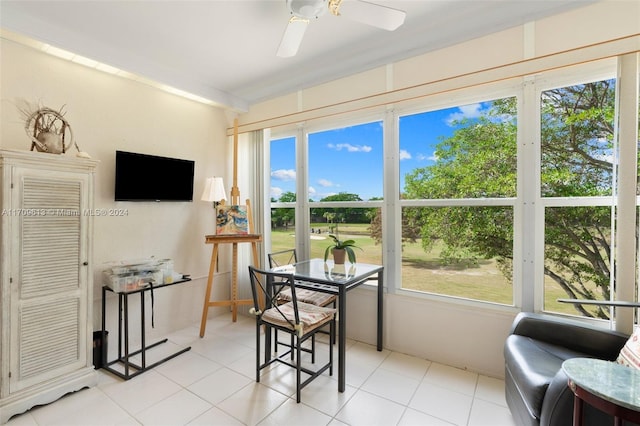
101,277,192,380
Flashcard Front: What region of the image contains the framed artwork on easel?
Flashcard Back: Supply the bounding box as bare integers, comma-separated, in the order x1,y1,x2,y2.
216,205,248,235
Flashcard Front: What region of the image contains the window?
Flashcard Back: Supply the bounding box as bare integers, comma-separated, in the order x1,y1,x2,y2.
270,136,296,253
307,121,384,262
269,121,384,262
539,79,618,318
265,60,638,320
399,98,517,304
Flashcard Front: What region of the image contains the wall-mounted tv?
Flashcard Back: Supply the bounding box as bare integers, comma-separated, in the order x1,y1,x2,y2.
115,150,195,202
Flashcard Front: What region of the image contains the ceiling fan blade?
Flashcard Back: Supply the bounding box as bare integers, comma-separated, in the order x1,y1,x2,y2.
277,17,309,58
337,0,406,31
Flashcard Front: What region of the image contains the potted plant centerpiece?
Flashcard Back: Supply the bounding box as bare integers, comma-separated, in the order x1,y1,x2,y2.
323,234,361,264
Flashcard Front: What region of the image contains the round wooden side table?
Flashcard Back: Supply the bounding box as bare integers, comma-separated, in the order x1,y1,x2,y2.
562,357,640,426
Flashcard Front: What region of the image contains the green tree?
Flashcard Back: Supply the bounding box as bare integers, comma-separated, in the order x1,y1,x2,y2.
271,191,296,230
310,192,368,224
403,81,620,318
368,195,420,247
278,191,297,202
538,80,617,318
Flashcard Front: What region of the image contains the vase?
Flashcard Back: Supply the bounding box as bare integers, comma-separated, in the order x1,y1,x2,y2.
332,248,346,265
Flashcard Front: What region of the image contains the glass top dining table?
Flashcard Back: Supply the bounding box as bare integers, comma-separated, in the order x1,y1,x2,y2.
270,258,384,392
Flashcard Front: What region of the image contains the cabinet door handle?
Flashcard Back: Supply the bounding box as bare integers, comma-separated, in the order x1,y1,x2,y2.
82,261,89,266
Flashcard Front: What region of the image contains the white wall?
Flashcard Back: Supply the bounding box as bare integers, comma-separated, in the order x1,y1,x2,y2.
0,38,235,354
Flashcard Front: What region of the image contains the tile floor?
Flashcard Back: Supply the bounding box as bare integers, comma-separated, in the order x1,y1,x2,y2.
6,315,517,426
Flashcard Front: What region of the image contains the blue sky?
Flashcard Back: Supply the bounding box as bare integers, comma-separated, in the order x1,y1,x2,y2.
270,102,490,201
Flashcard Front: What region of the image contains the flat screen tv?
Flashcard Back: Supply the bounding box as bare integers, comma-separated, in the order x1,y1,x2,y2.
115,150,195,201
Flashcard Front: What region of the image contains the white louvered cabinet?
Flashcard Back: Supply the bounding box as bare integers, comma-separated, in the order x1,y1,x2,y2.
0,149,98,423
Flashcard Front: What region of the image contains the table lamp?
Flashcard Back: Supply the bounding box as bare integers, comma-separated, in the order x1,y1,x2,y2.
201,177,227,209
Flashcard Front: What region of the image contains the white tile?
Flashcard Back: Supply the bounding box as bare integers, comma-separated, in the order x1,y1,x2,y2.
257,398,332,425
226,348,261,379
203,315,255,344
100,369,182,414
327,419,350,426
115,416,143,426
423,362,479,396
361,368,421,405
335,390,406,426
165,324,203,347
188,367,253,404
213,317,259,348
379,351,431,380
342,342,390,388
201,315,238,334
28,387,136,426
468,398,517,426
96,368,122,387
13,318,518,426
409,381,473,425
475,375,508,407
154,350,222,387
189,335,253,367
188,407,244,425
133,340,190,366
344,356,380,388
285,374,356,417
216,382,289,426
346,341,391,367
255,362,298,398
398,408,454,426
135,389,211,425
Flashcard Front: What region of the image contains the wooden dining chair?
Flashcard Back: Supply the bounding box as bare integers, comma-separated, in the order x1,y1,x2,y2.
248,266,335,403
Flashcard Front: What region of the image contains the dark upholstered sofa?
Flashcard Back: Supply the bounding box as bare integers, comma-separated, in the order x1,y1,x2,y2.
504,312,634,426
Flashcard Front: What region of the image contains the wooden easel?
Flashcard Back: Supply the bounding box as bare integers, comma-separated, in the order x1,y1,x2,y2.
199,119,262,337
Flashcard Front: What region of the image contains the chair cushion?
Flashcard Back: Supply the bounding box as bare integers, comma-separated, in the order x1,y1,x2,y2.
616,327,640,370
278,287,336,307
262,301,335,334
504,334,589,420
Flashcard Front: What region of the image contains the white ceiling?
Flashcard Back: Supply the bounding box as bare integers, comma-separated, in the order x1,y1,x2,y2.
1,0,596,111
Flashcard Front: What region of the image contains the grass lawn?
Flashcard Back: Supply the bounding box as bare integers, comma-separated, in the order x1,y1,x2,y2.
270,225,603,317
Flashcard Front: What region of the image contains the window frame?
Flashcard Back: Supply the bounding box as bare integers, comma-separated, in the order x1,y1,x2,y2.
394,87,521,308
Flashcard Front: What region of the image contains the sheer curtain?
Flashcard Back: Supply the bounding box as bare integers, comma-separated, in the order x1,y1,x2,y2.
235,129,265,313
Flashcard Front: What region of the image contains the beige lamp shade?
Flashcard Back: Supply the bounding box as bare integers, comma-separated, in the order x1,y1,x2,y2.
201,177,227,203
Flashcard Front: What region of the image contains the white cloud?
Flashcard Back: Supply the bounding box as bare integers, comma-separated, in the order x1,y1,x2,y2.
446,103,484,125
309,186,316,196
415,152,438,162
318,179,333,187
327,143,372,152
399,149,412,160
271,169,296,181
271,186,283,198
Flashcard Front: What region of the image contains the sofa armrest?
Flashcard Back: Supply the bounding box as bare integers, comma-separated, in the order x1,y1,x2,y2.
509,312,628,360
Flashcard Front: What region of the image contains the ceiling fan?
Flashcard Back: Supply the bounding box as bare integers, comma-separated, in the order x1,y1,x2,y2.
277,0,406,58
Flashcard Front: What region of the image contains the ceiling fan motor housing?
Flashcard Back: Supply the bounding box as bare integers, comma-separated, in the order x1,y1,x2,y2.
287,0,327,19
